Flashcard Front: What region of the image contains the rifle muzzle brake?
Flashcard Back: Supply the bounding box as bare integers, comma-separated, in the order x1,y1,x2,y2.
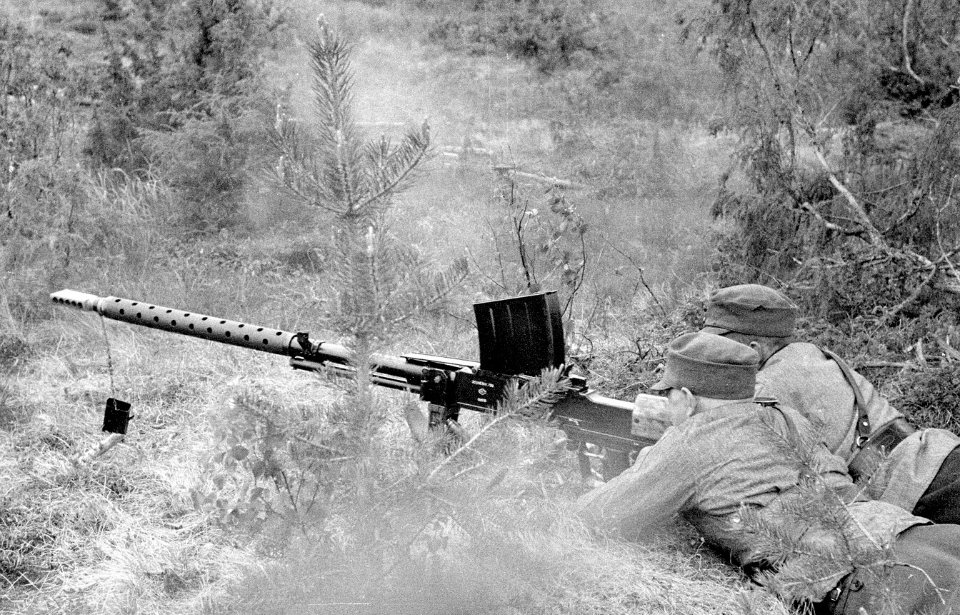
50,290,103,312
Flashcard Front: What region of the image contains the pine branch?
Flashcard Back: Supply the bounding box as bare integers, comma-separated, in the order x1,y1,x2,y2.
499,367,569,420
420,256,470,310
308,24,365,217
271,111,345,211
384,253,470,326
308,25,356,146
426,369,569,481
360,122,431,209
736,410,906,602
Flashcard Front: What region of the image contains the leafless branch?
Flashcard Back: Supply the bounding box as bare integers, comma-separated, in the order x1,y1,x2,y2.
881,191,923,234
859,361,911,369
560,232,588,318
797,200,845,233
805,134,960,297
464,246,508,293
602,236,666,317
902,0,926,85
812,148,889,249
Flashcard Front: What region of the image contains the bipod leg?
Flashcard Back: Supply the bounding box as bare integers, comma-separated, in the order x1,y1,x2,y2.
427,403,465,453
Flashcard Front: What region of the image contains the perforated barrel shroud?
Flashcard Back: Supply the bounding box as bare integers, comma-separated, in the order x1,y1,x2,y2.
95,296,300,356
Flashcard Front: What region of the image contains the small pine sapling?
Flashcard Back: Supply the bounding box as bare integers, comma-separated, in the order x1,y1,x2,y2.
738,412,914,611
269,20,430,499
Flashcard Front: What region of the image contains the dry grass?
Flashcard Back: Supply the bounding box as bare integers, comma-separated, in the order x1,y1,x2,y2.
1,315,347,613
220,485,789,615
2,299,776,614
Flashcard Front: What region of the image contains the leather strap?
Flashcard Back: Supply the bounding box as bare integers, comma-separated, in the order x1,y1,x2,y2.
847,418,916,482
821,348,871,452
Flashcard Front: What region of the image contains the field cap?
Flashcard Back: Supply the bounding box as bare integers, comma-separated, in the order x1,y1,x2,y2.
651,332,759,399
703,284,798,337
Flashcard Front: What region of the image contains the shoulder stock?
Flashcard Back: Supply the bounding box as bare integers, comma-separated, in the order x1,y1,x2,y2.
551,390,669,454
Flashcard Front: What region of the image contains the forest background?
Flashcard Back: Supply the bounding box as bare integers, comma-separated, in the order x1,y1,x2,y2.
1,0,958,613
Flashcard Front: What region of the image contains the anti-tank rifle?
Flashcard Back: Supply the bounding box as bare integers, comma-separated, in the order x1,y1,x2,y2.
51,288,670,480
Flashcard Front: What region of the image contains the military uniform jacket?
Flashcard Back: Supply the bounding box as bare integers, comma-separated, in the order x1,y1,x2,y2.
757,342,959,511
575,400,924,602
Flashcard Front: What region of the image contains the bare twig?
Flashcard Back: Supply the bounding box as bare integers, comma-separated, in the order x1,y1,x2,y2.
901,0,926,85
602,236,666,317
937,339,960,363
560,232,588,319
881,191,923,234
812,149,888,248
935,181,960,281
463,246,507,294
932,183,960,294
513,191,536,291
859,361,911,369
797,200,845,233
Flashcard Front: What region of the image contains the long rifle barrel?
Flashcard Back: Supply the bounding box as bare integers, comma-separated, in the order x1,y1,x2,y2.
49,289,432,392
53,290,313,355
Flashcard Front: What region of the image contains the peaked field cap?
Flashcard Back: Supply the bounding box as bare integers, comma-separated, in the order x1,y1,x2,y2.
703,284,799,337
651,332,759,399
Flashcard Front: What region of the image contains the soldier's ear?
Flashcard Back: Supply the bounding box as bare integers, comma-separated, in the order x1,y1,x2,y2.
678,387,697,415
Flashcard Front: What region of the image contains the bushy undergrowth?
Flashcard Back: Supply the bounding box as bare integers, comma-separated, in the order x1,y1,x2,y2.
698,0,960,328
0,19,89,332
0,0,291,345
85,0,283,232
424,0,607,74
688,0,960,432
